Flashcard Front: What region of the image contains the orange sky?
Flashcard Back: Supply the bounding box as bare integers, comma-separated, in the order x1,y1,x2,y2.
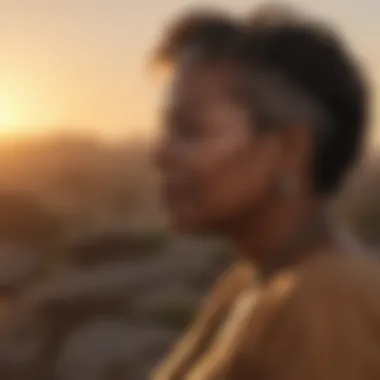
0,0,379,141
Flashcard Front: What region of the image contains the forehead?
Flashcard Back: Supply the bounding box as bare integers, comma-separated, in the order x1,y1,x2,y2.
167,63,238,108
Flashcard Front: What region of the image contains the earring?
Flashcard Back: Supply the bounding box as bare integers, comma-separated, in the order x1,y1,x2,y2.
278,174,298,197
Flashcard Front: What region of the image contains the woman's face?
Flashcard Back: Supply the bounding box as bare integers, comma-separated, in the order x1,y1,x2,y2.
156,62,300,234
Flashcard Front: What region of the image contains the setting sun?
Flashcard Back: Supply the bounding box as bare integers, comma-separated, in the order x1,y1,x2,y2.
0,90,60,137
0,99,40,136
0,99,19,132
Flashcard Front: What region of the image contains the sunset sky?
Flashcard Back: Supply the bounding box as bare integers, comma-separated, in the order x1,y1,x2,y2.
0,0,379,140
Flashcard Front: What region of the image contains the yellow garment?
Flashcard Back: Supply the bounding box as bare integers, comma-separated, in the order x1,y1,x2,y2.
152,250,380,380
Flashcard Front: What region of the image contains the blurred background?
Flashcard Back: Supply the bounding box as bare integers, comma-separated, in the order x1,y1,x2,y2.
0,0,379,379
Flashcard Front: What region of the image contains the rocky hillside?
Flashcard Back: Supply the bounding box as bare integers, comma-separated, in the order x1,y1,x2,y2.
0,234,231,380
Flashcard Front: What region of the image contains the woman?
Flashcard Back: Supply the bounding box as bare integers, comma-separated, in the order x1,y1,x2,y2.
152,5,380,380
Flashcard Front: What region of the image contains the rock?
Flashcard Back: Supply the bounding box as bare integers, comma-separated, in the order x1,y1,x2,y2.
1,235,228,380
54,320,177,380
0,243,42,296
67,228,168,269
0,325,46,380
131,286,202,328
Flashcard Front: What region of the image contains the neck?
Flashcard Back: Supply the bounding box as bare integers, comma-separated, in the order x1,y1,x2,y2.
231,196,335,280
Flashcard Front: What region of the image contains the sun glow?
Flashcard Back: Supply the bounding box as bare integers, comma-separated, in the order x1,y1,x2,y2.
0,91,59,138
0,99,21,132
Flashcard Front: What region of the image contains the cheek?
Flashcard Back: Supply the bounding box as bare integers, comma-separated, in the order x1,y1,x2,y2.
194,138,279,223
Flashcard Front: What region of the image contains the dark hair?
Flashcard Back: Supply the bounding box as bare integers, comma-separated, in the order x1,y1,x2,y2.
154,5,369,195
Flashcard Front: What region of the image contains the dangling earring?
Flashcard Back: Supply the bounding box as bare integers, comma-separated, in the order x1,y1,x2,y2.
278,174,298,197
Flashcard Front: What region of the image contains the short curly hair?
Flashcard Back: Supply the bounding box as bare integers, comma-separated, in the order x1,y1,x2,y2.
154,5,370,195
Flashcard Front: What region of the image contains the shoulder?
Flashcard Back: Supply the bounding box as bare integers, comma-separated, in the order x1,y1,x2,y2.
292,250,380,303
253,250,380,333
226,251,380,380
262,249,380,300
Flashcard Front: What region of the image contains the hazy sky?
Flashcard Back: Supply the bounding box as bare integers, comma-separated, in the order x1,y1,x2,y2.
0,0,379,139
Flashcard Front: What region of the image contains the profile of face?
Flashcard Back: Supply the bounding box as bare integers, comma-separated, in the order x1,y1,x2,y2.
156,61,312,234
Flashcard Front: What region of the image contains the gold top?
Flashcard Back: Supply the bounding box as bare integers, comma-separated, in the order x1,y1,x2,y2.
151,249,380,380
